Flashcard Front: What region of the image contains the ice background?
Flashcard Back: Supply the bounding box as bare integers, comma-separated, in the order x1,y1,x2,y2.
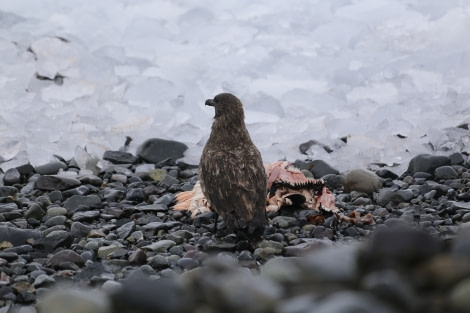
1,0,470,174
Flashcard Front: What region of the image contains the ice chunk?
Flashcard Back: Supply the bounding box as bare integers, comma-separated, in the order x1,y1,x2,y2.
346,82,398,105
30,36,81,79
41,78,96,102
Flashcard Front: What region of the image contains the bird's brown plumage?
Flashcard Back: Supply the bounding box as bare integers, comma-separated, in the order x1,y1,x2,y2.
199,93,268,236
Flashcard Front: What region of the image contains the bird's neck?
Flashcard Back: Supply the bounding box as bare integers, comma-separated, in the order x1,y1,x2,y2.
210,117,252,146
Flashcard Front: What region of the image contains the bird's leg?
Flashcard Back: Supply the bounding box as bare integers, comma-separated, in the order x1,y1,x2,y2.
212,212,219,234
235,229,255,251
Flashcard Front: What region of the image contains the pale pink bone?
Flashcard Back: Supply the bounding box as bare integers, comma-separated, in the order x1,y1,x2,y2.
173,161,373,225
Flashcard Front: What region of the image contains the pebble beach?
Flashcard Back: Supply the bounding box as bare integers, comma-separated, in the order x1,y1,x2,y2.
1,137,470,313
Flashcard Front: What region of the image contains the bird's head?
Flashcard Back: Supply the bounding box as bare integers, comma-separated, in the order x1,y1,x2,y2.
205,93,245,123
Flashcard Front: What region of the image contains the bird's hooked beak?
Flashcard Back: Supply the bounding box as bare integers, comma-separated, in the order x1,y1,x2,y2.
205,99,215,107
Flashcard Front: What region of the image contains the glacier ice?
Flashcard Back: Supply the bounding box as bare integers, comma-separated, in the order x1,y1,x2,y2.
0,0,469,174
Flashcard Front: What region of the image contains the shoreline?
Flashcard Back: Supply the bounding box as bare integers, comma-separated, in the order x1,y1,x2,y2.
1,138,470,312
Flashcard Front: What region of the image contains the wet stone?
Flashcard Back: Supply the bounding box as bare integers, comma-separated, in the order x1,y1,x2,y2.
177,258,199,271
117,221,135,239
0,186,18,197
0,227,41,247
46,249,84,268
70,221,93,238
44,215,67,227
126,188,147,202
0,202,19,213
159,174,179,187
312,226,335,240
63,194,102,212
103,150,139,164
3,168,21,185
309,159,339,178
62,185,90,198
35,161,67,175
143,240,176,253
148,254,170,269
136,138,188,163
406,154,450,176
434,166,459,180
272,216,299,228
72,210,100,221
35,175,81,191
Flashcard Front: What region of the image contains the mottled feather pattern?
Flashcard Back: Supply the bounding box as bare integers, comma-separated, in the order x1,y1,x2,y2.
199,93,268,235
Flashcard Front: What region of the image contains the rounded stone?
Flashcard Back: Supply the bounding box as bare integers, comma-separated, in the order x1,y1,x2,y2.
434,165,459,180
344,169,382,195
3,168,21,185
35,161,67,175
25,203,46,220
136,138,188,163
309,160,339,178
44,215,67,227
406,154,450,176
70,221,93,238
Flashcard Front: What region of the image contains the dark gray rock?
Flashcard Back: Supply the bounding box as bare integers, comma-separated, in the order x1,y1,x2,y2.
3,168,21,185
148,254,170,269
298,140,332,155
112,271,183,313
321,174,344,190
71,210,100,221
103,150,139,164
46,249,85,268
0,186,18,197
44,215,67,227
0,202,18,213
0,227,41,246
126,188,147,202
309,160,339,178
33,231,72,252
137,138,188,163
102,187,125,202
177,257,200,271
449,152,465,165
375,169,399,179
377,189,405,206
312,226,335,240
71,221,93,238
434,166,459,180
62,185,90,198
159,174,179,186
35,161,67,175
153,194,175,206
76,174,103,186
0,251,19,261
35,175,81,191
49,190,63,202
406,154,450,176
15,163,35,176
272,216,299,228
413,172,433,179
117,221,136,239
359,226,442,269
128,249,147,265
396,189,415,202
362,269,416,311
63,194,102,212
